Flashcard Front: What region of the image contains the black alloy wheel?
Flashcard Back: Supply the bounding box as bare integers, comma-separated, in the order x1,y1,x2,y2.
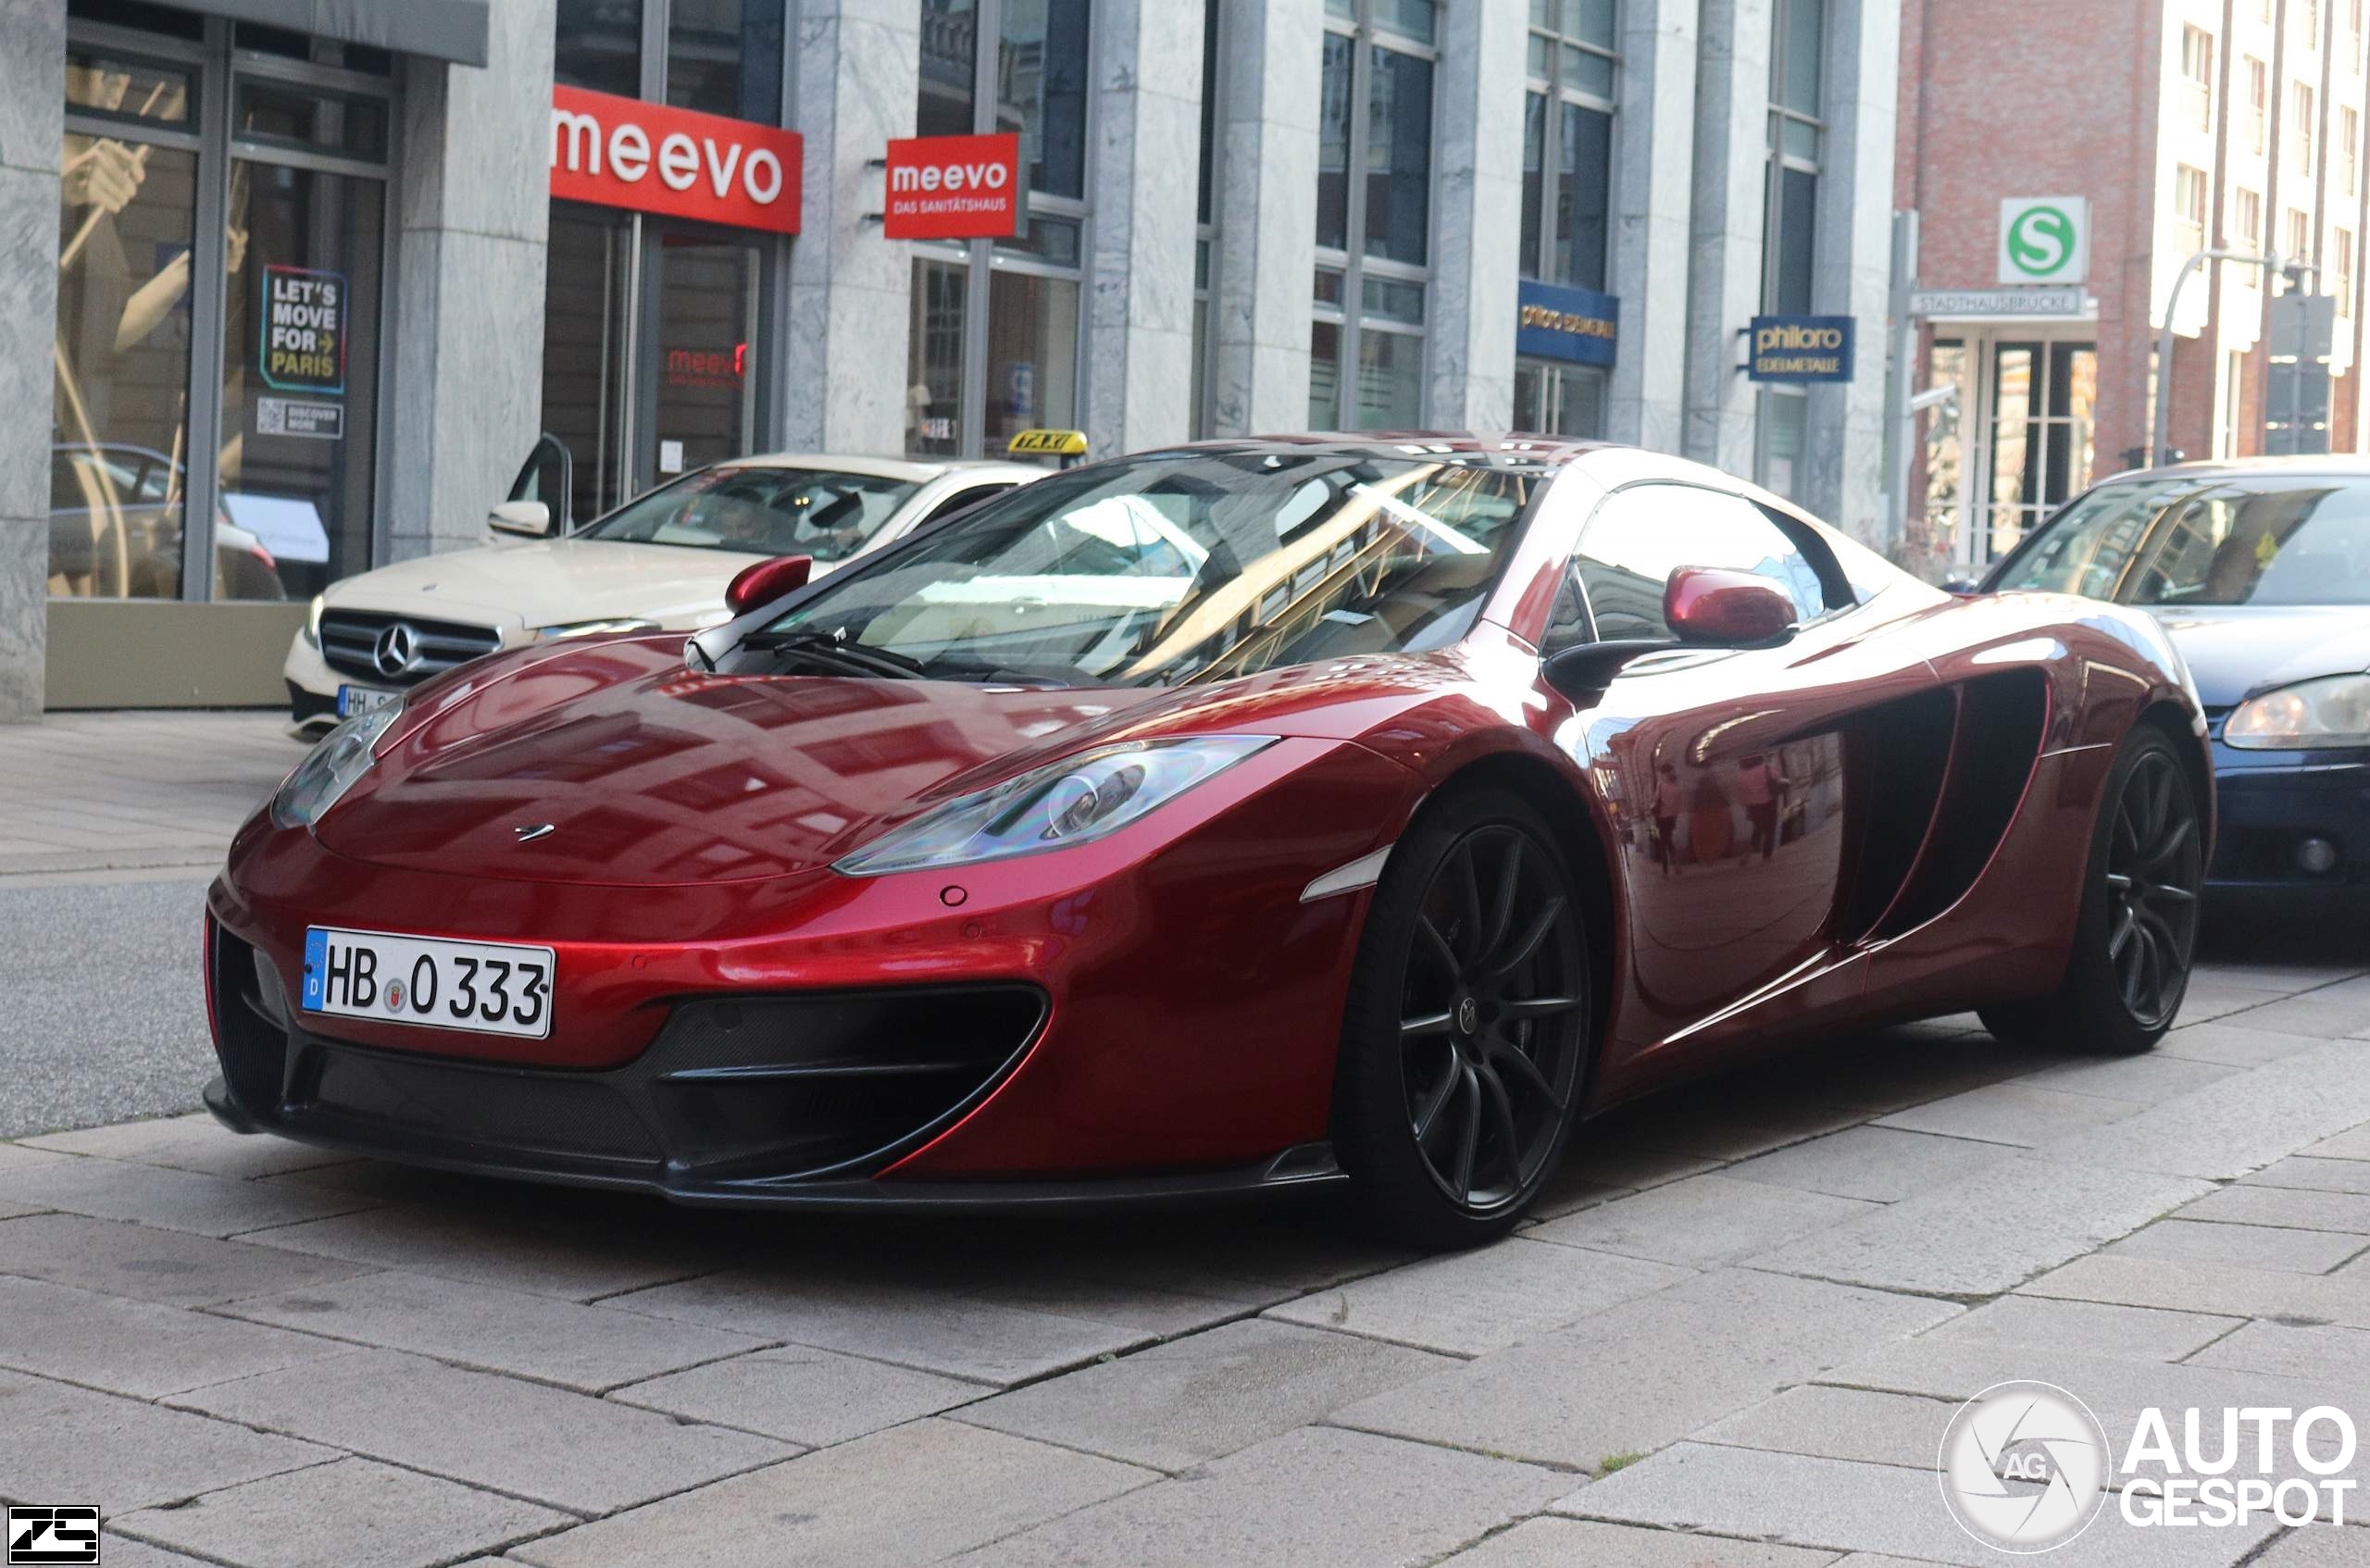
1979,726,2203,1055
1334,789,1592,1247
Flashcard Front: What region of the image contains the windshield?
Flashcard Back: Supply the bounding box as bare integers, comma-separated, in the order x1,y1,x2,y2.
1995,475,2370,605
750,450,1541,687
580,466,921,561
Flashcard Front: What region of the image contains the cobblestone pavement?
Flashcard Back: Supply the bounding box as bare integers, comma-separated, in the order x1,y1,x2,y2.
4,715,2370,1566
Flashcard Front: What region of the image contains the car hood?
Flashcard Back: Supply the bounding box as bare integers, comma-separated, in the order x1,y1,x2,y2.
322,538,768,633
2146,604,2370,708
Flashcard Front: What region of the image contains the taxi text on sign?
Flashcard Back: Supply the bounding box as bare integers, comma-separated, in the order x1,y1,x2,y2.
883,133,1024,241
548,84,803,234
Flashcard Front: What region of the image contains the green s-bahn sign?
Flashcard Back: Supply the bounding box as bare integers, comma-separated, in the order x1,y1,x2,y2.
1998,197,2089,285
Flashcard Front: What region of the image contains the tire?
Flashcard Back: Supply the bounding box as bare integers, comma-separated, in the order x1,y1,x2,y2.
1979,726,2203,1054
1332,788,1593,1249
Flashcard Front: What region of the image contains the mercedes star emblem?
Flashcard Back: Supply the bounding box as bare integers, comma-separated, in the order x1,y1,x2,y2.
372,622,420,678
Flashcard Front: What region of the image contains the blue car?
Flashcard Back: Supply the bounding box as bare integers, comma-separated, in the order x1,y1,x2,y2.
1983,458,2370,909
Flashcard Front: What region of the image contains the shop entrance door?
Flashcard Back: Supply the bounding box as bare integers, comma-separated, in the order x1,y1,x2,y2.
539,204,774,527
1973,338,2097,566
1513,357,1606,438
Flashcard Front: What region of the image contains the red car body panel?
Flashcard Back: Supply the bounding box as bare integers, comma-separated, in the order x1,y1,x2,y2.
204,439,2211,1204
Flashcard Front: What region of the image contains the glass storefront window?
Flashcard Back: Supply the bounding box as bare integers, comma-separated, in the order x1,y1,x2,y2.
985,268,1079,452
555,0,642,98
1523,0,1616,291
667,0,785,123
218,161,383,599
65,49,190,124
907,257,968,456
52,128,196,599
653,232,760,478
999,0,1091,199
918,0,979,138
1316,34,1353,252
1356,329,1423,429
233,81,389,160
1363,44,1431,266
1514,359,1607,437
1311,320,1342,430
542,209,637,525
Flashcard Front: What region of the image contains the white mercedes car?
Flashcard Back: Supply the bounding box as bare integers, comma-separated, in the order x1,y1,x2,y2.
285,454,1043,732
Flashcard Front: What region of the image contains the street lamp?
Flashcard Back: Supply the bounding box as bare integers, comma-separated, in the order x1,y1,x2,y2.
2150,247,2289,469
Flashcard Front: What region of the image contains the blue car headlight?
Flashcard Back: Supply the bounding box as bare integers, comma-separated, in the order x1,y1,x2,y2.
2224,674,2370,750
834,735,1277,877
271,707,398,828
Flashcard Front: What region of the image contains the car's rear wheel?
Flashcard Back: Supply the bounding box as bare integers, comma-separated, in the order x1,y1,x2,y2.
1979,726,2203,1054
1332,789,1591,1249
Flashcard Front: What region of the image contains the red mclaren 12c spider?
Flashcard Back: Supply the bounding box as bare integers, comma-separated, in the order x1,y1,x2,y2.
205,438,2213,1245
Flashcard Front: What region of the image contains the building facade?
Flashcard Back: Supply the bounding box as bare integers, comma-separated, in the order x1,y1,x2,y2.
1900,0,2370,579
3,0,1902,719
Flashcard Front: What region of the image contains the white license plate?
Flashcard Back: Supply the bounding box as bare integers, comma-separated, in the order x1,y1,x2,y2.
301,927,555,1039
337,684,400,718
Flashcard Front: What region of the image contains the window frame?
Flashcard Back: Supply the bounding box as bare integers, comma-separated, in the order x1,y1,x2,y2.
1520,1,1619,292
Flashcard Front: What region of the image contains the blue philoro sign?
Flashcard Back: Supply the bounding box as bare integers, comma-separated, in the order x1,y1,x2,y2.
1516,280,1618,367
1749,315,1854,382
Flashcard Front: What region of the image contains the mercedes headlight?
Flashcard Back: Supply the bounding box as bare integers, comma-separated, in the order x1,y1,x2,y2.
2224,674,2370,749
271,707,398,828
302,593,324,648
534,617,661,641
834,736,1277,877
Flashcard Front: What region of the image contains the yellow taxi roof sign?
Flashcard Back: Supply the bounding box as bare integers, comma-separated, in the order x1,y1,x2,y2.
1007,429,1089,457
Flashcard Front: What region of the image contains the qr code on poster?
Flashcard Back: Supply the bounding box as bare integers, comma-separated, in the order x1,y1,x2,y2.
6,1507,100,1565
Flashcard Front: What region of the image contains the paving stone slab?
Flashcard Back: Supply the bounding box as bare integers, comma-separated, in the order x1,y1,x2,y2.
170,1349,792,1514
2154,1022,2337,1068
2177,1183,2370,1235
0,1272,356,1399
606,1268,1155,1386
961,1274,1262,1338
217,1268,768,1392
2171,980,2301,1024
0,1212,374,1306
610,1345,985,1447
1747,1158,2210,1297
942,1425,1565,1568
1875,1084,2140,1147
1696,1384,1960,1470
1529,1174,1877,1269
509,1419,1153,1568
94,1537,218,1568
2187,1320,2370,1386
1597,1096,1870,1162
1560,1141,1725,1192
2225,992,2370,1039
2310,1126,2370,1161
24,1115,356,1179
0,1143,69,1172
1725,1127,2012,1205
2022,1252,2370,1328
237,1201,725,1301
1332,1268,1957,1472
0,1369,335,1513
955,1319,1456,1472
2245,1156,2370,1195
2016,1052,2240,1105
2108,1218,2370,1275
2250,1524,2370,1564
1264,1236,1691,1356
0,1158,370,1238
1558,1442,2276,1566
1914,1292,2241,1361
1434,1515,1843,1566
116,1457,569,1568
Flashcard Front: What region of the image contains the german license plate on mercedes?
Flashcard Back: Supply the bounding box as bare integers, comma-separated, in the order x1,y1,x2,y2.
302,927,554,1039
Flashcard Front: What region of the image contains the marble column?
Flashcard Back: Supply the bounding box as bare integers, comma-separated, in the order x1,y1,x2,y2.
386,0,555,560
1425,0,1524,431
1083,0,1204,455
1209,0,1324,437
1680,0,1770,478
1798,0,1898,547
0,0,64,719
1603,0,1696,453
782,0,917,456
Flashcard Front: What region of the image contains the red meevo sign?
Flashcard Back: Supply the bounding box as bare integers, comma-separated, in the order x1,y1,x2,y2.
882,133,1023,240
549,84,803,234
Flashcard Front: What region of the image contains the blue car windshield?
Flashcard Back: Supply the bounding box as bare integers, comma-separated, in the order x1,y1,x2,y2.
749,451,1540,687
1996,476,2370,605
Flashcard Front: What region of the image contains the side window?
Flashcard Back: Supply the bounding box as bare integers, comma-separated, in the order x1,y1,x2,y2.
1573,483,1833,640
1540,560,1593,654
917,483,1012,529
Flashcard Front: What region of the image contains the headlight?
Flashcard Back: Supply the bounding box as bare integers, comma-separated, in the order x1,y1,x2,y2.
834,735,1277,877
302,594,324,648
271,707,398,828
2224,674,2370,749
534,618,661,641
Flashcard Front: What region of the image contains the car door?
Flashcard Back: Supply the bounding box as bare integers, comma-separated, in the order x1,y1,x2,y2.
1556,482,1940,1060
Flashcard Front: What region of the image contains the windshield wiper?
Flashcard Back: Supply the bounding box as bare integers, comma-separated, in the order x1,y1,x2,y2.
742,628,927,679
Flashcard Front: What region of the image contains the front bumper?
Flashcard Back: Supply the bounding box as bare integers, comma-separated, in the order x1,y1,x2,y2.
2208,741,2370,904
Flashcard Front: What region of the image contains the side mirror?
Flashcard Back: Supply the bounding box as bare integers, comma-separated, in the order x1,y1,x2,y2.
724,553,813,616
1940,574,1981,597
487,500,553,538
1666,566,1796,645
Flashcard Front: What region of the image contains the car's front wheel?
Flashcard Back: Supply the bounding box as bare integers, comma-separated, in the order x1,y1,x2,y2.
1332,789,1592,1249
1980,725,2203,1054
